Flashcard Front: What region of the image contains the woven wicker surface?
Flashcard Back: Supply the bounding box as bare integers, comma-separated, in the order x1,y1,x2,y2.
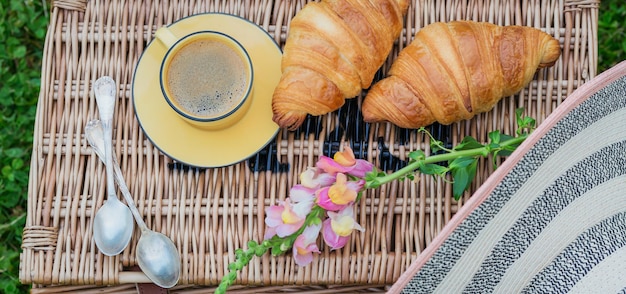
21,0,598,292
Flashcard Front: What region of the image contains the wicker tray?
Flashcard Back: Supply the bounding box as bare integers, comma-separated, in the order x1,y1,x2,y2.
21,0,598,292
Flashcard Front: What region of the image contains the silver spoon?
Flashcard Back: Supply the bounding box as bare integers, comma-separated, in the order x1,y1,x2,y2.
85,119,181,288
92,76,134,256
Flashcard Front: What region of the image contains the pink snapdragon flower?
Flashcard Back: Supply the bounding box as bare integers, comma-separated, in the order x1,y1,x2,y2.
321,205,364,250
300,167,336,189
292,223,322,266
288,184,317,203
263,143,374,266
264,196,314,239
316,145,374,178
316,173,364,211
328,173,364,205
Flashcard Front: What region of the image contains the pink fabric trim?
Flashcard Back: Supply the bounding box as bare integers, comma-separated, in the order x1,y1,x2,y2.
388,61,626,293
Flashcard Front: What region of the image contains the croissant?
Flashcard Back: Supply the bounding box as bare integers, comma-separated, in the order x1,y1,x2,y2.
272,0,409,130
361,21,561,129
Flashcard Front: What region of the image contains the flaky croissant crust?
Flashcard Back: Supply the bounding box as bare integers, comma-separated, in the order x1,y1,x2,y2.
362,21,561,129
272,0,409,130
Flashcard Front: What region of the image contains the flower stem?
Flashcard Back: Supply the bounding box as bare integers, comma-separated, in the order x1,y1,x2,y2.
216,206,325,293
365,135,527,189
216,240,271,294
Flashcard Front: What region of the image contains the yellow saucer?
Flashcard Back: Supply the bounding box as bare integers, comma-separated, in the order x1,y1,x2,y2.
132,13,281,168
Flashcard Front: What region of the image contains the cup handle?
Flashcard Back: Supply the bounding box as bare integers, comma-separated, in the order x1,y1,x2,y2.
155,27,177,49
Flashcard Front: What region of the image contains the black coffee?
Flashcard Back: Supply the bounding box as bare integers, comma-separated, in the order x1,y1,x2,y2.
166,38,249,118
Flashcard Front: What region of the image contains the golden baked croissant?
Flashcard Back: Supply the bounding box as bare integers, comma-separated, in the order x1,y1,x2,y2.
272,0,409,130
361,21,561,129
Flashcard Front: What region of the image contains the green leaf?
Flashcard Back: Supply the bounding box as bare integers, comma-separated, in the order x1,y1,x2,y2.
418,163,448,176
499,134,515,143
408,150,426,161
429,139,445,153
488,130,501,144
451,167,469,199
515,108,537,135
1,166,14,181
4,283,18,294
3,148,23,158
522,117,536,129
496,143,521,157
454,136,484,151
450,158,478,200
448,156,477,169
12,45,26,58
515,108,524,122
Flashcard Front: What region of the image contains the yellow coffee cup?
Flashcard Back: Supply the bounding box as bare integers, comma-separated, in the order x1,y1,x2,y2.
155,27,254,130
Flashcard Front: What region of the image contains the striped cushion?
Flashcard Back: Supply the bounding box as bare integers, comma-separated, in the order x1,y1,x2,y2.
390,61,626,293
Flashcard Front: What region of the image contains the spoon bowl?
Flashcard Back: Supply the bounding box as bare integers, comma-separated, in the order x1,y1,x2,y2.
86,118,180,288
136,230,181,288
93,198,134,255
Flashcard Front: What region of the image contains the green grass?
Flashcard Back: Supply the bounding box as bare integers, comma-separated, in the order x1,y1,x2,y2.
0,1,624,293
598,0,626,71
0,0,49,293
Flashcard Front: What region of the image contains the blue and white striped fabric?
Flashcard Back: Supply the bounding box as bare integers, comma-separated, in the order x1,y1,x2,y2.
392,62,626,293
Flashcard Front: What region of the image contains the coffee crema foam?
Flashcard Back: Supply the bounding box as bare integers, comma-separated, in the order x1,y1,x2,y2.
166,39,249,118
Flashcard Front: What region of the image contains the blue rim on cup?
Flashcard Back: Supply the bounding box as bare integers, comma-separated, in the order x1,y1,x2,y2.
155,28,254,130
